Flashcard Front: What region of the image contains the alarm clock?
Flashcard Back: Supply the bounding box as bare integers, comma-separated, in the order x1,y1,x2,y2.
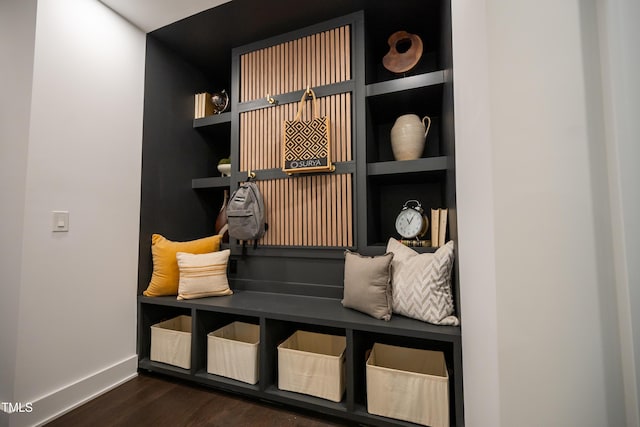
395,200,429,239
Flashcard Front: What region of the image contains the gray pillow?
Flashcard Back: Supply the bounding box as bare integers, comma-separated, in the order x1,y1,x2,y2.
342,251,393,321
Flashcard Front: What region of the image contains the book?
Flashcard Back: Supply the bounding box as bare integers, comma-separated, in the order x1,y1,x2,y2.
194,92,215,119
399,239,432,248
194,93,199,119
203,93,215,117
431,208,440,247
438,208,448,247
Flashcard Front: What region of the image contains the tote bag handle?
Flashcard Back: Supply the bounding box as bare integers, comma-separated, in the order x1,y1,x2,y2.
293,88,319,122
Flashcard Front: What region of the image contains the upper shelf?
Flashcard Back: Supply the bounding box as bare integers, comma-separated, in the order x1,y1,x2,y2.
367,156,449,176
193,112,231,129
192,176,230,189
365,71,445,98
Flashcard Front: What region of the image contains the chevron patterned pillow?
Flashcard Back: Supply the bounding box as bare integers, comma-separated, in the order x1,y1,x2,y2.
386,238,459,326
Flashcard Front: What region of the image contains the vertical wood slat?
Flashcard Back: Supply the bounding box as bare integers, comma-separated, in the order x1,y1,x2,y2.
339,26,345,83
327,29,332,85
268,46,274,102
281,178,286,246
259,48,264,104
320,31,325,86
302,36,307,91
332,27,336,84
315,33,321,88
261,180,269,246
243,51,248,102
345,25,351,80
338,93,350,165
250,50,255,102
295,154,302,246
320,175,329,246
241,54,245,103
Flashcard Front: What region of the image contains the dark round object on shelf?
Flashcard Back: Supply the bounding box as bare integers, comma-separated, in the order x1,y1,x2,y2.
382,31,423,74
211,90,229,114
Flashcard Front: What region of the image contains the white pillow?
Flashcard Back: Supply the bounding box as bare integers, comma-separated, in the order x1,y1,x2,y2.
176,250,233,300
386,238,458,326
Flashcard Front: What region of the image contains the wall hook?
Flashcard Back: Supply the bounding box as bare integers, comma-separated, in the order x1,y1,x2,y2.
248,170,256,179
266,94,276,105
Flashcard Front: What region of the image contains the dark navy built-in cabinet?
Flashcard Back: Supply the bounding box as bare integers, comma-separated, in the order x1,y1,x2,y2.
138,1,462,425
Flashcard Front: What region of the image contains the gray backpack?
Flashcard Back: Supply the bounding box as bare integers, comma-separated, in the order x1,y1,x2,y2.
227,182,267,249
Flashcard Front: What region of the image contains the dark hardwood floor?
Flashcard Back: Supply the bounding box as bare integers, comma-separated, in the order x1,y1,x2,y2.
45,373,352,427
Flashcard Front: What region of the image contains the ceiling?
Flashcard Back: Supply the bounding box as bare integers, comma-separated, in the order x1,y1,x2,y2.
98,0,441,88
99,0,232,32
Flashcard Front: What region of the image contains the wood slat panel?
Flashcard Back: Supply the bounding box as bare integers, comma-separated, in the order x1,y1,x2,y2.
255,174,352,247
239,25,350,102
239,93,352,171
238,24,353,248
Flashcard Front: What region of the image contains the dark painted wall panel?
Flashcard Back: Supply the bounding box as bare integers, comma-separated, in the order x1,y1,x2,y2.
137,37,221,293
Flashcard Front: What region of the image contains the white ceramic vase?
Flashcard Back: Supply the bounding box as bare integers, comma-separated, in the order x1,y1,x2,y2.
217,163,231,177
390,114,431,161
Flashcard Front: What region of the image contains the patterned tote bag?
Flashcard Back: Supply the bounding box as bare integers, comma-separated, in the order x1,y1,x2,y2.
282,88,333,174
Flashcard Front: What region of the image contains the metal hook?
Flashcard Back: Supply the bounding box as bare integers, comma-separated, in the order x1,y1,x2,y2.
247,170,256,179
266,94,276,105
306,85,312,97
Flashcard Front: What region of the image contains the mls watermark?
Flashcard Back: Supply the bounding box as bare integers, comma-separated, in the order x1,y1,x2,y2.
1,402,33,414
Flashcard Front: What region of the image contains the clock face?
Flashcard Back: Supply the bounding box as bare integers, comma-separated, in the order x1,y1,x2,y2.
395,208,425,239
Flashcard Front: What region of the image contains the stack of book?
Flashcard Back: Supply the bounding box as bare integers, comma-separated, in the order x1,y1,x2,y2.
430,208,448,247
194,92,215,119
399,239,432,248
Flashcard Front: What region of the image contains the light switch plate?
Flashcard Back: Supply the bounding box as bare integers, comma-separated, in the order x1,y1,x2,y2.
52,211,69,232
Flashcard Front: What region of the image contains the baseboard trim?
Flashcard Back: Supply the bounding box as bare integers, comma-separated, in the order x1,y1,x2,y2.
9,355,137,427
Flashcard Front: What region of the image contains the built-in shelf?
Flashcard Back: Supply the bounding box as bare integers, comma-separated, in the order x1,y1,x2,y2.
367,156,448,176
192,176,230,189
139,292,460,341
141,4,462,426
366,71,445,98
264,385,349,413
193,112,232,128
139,358,191,379
194,370,261,393
352,406,420,427
139,290,460,426
363,244,437,256
192,163,356,189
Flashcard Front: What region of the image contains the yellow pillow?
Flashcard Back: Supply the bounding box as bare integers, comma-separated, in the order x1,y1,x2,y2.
143,234,221,297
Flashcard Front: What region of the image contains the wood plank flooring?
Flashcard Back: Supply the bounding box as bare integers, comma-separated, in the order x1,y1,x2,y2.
45,373,351,427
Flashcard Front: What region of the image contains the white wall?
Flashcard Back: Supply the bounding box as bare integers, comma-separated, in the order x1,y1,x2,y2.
450,0,501,425
0,2,38,424
454,0,634,426
489,1,619,425
5,0,146,425
597,0,640,424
